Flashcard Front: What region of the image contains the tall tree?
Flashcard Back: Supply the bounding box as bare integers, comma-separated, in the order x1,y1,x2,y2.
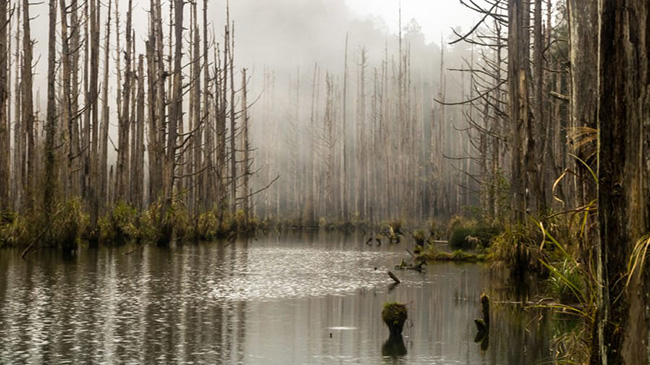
161,0,184,241
0,0,8,211
100,0,112,210
116,0,133,202
88,0,101,228
44,0,58,215
507,0,530,221
22,0,35,212
597,0,650,363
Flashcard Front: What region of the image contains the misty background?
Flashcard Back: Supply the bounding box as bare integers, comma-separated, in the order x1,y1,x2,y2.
15,0,481,223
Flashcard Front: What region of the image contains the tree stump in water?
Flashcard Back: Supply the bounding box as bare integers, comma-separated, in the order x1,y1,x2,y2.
474,293,490,349
382,302,408,335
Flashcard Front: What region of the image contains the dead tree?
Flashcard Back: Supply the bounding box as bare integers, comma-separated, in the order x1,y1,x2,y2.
116,0,133,202
507,0,529,221
22,0,35,212
44,0,58,215
0,0,8,211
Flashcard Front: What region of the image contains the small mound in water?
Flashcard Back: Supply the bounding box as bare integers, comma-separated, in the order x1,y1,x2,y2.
382,302,408,335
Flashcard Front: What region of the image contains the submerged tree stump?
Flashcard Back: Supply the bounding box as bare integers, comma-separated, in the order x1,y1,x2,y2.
382,302,408,335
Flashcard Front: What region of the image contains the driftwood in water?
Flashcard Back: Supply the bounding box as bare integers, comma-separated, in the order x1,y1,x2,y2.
387,270,401,284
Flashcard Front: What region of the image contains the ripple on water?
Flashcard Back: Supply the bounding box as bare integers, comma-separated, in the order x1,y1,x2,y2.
209,247,399,302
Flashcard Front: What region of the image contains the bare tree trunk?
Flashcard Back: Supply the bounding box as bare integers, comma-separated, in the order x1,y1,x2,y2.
146,0,164,206
190,1,201,216
507,0,529,221
22,0,35,212
59,0,76,199
133,55,145,209
12,3,22,211
161,0,184,242
202,0,211,212
229,17,237,216
216,22,228,225
567,0,600,359
116,0,133,203
597,1,650,363
100,0,112,211
532,0,546,213
241,68,250,226
44,0,58,215
88,0,100,230
0,0,8,211
341,33,349,221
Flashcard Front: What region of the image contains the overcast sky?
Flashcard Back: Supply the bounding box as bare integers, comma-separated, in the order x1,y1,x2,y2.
345,0,478,42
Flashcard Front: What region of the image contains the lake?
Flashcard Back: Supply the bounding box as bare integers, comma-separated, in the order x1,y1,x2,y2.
0,231,555,364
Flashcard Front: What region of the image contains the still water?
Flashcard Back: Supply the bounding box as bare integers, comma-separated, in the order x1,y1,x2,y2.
0,231,554,364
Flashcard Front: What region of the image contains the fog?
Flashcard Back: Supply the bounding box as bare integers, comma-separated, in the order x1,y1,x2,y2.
10,0,482,223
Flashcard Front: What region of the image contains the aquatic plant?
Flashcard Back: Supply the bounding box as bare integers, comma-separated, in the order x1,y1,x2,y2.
48,198,89,250
412,229,426,246
547,259,584,305
489,223,543,276
417,246,487,263
381,302,408,335
98,202,140,245
0,211,27,247
449,225,501,249
196,210,219,239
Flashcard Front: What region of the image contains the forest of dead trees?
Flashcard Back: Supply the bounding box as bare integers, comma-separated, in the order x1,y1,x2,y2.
1,0,650,360
0,0,258,244
250,0,572,226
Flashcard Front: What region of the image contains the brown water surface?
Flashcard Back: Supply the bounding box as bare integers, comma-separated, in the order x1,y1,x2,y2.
0,231,553,364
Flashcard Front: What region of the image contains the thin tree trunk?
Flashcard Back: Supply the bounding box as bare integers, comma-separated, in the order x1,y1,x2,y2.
88,0,100,230
22,0,35,212
100,0,112,211
44,0,58,215
116,0,133,203
0,0,8,211
241,68,250,226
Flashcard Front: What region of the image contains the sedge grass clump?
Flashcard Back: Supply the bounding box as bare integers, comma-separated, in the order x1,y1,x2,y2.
448,220,501,250
382,302,408,335
412,229,426,246
196,210,219,239
489,223,543,277
165,201,191,239
99,202,140,245
427,219,444,240
0,211,27,247
547,259,584,304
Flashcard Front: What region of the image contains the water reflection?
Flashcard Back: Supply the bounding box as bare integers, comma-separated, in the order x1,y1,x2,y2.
0,232,554,363
382,334,407,358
